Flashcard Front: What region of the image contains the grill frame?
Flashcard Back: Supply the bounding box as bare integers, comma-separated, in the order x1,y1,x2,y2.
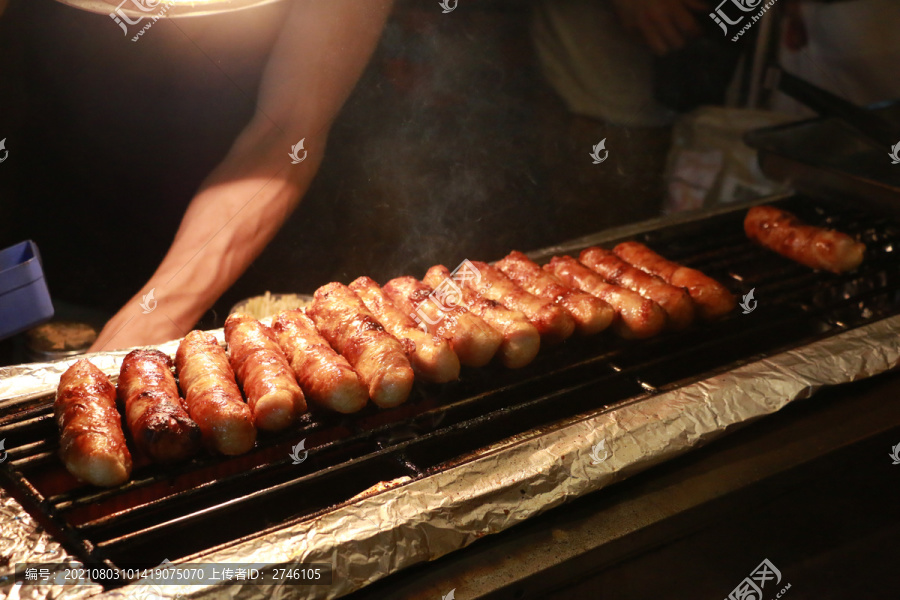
1,194,899,599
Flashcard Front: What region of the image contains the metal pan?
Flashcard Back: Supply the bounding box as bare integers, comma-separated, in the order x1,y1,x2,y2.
745,99,900,217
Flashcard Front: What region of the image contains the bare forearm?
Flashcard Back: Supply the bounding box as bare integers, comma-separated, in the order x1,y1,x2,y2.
91,0,393,351
146,125,324,329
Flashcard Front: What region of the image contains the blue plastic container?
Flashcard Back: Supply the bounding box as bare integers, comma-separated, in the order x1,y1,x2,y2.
0,240,54,341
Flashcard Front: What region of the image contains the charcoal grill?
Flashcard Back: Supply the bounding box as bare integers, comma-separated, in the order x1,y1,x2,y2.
1,194,899,599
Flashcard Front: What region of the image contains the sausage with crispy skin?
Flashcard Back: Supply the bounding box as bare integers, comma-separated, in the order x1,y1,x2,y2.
308,283,415,408
349,276,460,383
176,331,257,455
424,265,540,369
118,349,201,462
579,247,695,330
545,256,666,339
272,309,369,414
496,251,615,336
463,261,575,344
744,205,865,273
383,276,502,368
225,313,307,431
613,242,735,321
56,359,132,487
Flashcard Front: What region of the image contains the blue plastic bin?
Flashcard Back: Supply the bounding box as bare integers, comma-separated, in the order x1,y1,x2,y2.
0,240,54,341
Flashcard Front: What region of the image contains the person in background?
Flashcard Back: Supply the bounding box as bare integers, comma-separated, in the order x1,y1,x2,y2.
89,0,394,351
777,0,900,112
530,0,711,238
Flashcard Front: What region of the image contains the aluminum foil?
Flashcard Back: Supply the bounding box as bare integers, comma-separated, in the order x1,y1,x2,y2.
2,313,899,600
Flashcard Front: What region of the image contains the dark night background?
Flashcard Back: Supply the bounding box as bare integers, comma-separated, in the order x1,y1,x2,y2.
0,0,667,344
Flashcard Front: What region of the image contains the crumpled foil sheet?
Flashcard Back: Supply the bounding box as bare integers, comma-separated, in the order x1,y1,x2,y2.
2,315,899,600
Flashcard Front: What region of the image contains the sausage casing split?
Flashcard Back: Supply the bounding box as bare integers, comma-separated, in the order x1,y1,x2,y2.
613,241,736,321
349,276,460,383
579,247,695,330
744,205,865,273
118,349,201,463
308,283,415,408
424,265,540,369
176,330,257,455
383,275,502,368
464,261,575,344
495,251,615,336
56,359,132,487
272,309,369,413
545,256,666,339
225,313,307,431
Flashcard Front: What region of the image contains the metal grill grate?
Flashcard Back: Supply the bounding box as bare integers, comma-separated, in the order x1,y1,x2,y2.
1,196,898,588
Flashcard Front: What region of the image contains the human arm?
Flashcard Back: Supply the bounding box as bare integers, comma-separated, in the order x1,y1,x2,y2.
610,0,708,55
91,0,393,351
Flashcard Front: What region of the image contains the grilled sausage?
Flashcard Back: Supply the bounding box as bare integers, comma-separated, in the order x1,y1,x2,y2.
56,359,132,487
744,205,865,273
117,349,201,462
613,242,736,321
545,256,666,339
424,265,540,369
579,247,695,330
383,276,503,368
308,283,414,408
175,331,257,455
349,276,460,383
225,313,307,431
272,309,369,414
495,251,615,336
463,261,575,344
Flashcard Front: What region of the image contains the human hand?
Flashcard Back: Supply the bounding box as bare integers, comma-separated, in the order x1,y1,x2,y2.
611,0,709,55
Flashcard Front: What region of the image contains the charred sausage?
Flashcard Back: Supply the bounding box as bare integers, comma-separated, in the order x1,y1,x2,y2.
176,330,257,455
495,251,615,336
579,247,695,330
272,309,369,414
308,283,415,408
744,205,865,273
383,275,502,368
545,256,666,339
613,242,735,321
225,313,307,431
424,265,540,369
462,261,575,344
118,349,201,462
56,359,132,487
349,276,460,383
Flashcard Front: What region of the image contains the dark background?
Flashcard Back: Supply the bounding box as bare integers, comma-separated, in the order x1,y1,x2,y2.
0,0,668,344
